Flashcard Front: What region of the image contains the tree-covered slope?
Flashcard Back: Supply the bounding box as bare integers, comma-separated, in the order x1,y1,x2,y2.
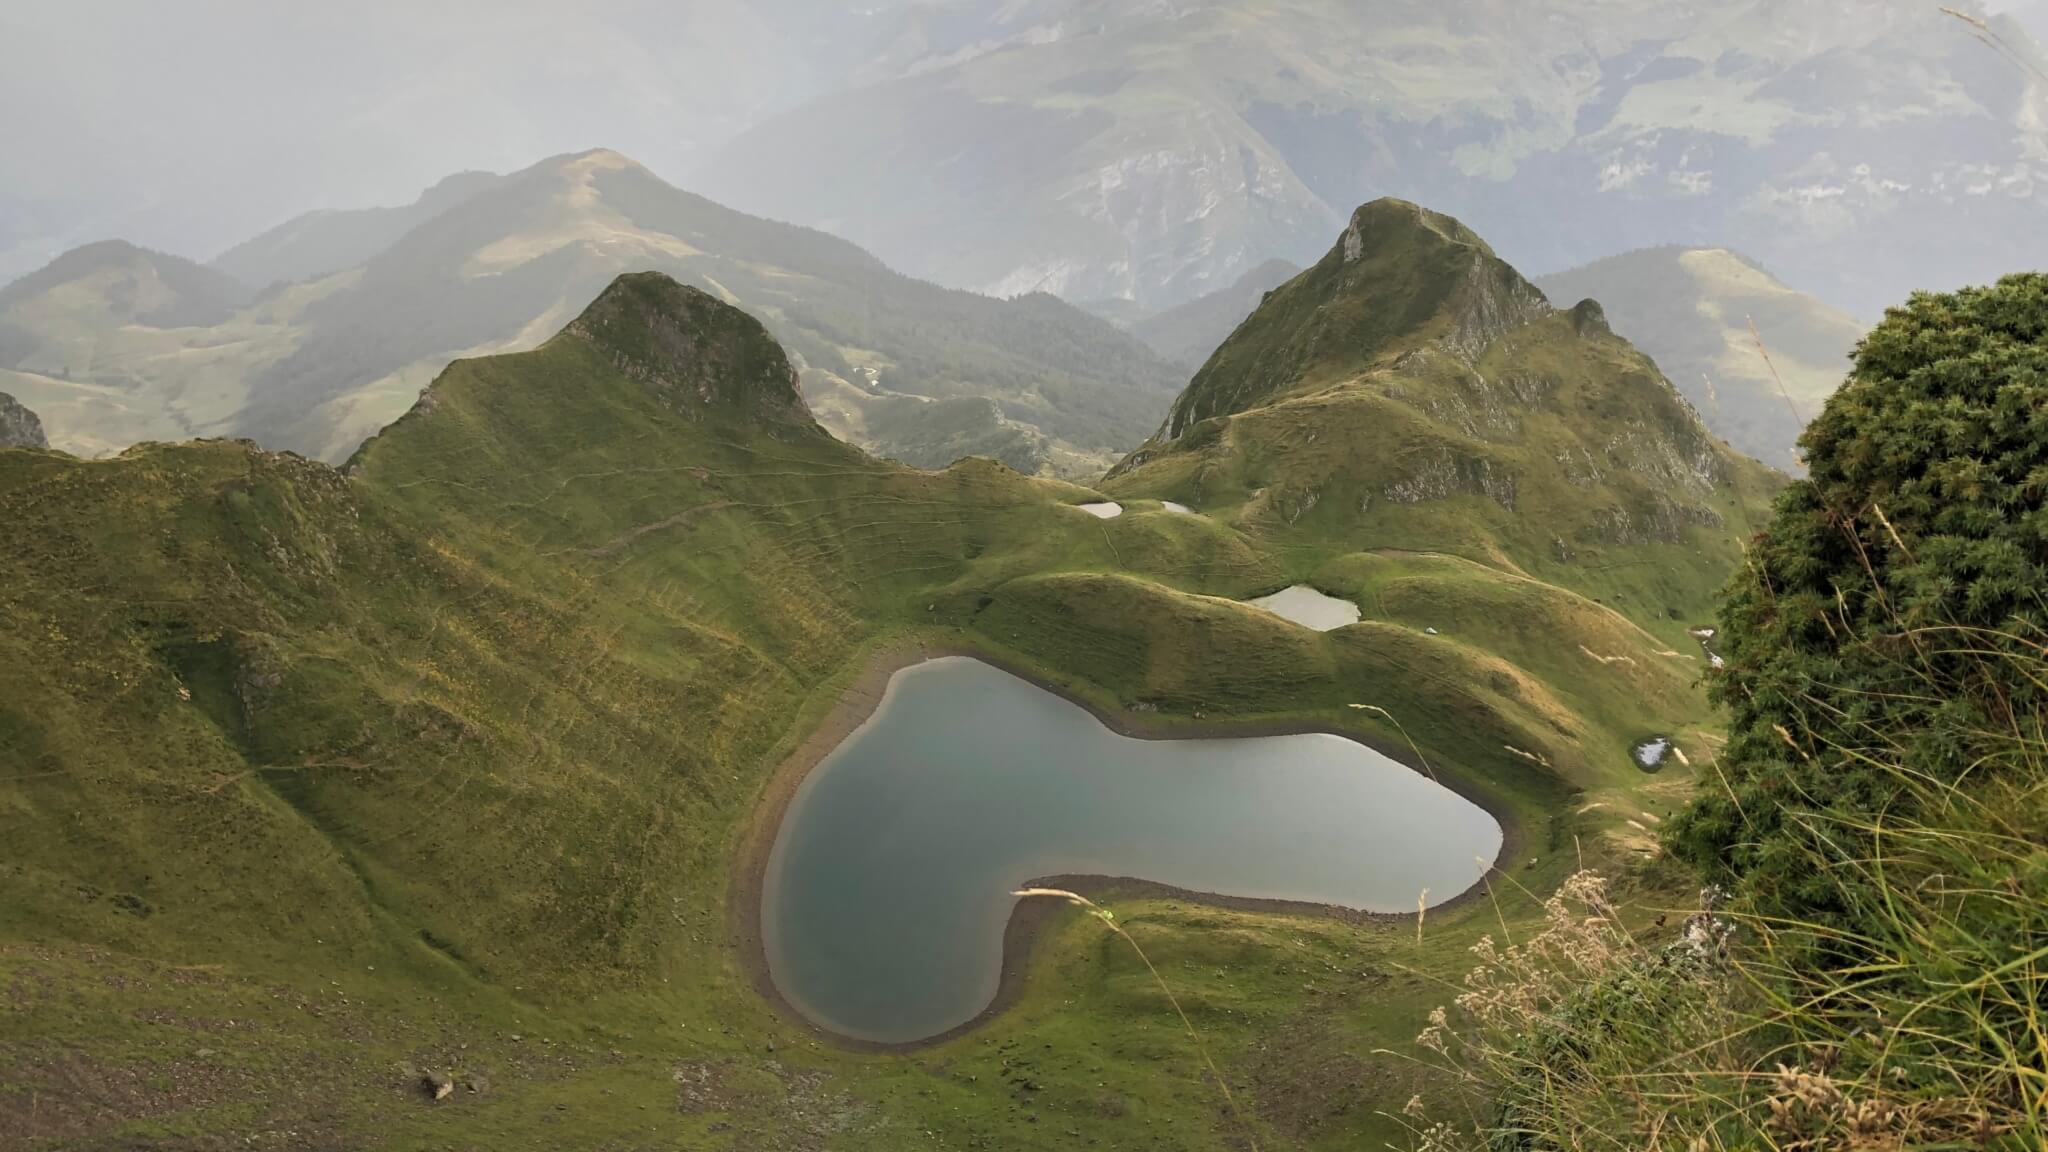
1394,272,2048,1152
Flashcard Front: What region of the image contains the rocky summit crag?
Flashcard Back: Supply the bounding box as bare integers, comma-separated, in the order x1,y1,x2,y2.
0,391,44,448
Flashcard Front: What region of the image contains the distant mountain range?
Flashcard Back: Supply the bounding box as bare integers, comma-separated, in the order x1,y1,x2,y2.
698,0,2048,318
0,151,1184,475
0,1,945,285
210,171,501,288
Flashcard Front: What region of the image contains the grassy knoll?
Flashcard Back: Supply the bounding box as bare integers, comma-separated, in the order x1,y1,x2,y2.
3,271,1736,1148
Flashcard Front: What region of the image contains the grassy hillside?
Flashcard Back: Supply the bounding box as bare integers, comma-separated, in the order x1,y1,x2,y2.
0,263,1745,1148
1537,246,1867,471
1,150,1185,478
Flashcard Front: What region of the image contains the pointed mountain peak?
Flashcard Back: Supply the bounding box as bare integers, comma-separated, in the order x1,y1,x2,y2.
562,272,819,430
1159,200,1551,437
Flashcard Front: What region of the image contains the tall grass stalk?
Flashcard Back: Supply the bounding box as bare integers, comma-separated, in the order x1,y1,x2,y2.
1013,887,1263,1151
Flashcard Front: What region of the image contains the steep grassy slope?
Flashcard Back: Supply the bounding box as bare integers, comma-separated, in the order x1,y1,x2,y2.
1108,201,1786,652
1,270,1734,1148
4,150,1184,477
1537,246,1867,470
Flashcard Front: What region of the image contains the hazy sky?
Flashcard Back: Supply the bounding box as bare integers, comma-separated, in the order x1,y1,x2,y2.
0,1,865,276
3,0,2045,293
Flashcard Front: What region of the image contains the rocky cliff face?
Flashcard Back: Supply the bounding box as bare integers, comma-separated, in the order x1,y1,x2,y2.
0,392,46,448
13,150,1181,477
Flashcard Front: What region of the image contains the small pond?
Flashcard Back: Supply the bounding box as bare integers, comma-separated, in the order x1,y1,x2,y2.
1632,736,1674,771
763,657,1502,1044
1076,502,1123,519
1248,585,1362,632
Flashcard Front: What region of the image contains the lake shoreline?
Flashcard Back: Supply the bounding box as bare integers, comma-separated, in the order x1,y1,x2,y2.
728,634,1523,1054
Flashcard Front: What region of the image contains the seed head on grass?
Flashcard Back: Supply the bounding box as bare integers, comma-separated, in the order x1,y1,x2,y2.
1350,703,1441,783
1013,887,1261,1151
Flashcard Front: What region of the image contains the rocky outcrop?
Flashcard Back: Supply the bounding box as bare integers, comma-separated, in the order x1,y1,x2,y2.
0,392,46,448
565,273,821,434
1380,447,1520,511
1441,256,1553,365
1588,495,1725,546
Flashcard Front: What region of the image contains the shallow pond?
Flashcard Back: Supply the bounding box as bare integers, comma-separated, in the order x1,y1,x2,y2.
1248,584,1362,631
1632,736,1674,770
763,657,1502,1044
1076,502,1123,519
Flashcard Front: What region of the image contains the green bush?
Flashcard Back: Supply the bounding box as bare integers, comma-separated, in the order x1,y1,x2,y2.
1669,273,2048,926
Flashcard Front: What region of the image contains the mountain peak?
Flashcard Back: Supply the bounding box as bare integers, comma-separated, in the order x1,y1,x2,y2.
562,272,819,431
1158,200,1551,437
1339,198,1498,265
